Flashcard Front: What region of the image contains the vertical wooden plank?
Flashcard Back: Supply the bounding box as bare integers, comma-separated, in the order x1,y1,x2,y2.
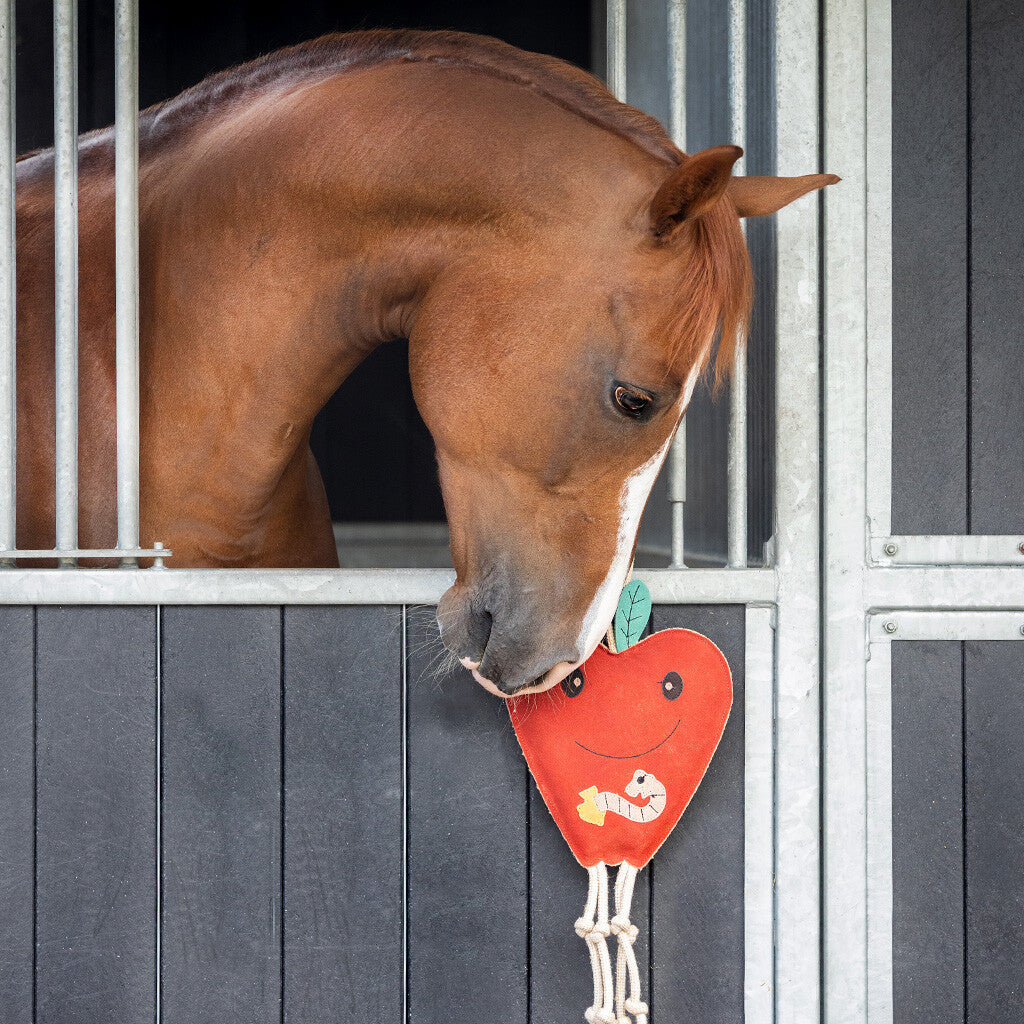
969,0,1024,533
0,608,35,1024
160,607,280,1024
890,641,964,1024
405,607,527,1024
649,606,745,1024
282,606,403,1023
890,0,969,533
35,607,156,1024
964,641,1024,1018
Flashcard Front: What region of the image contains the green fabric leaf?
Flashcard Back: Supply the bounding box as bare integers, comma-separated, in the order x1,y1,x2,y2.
613,580,652,651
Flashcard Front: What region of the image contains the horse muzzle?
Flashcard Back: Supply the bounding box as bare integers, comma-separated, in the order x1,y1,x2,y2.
437,579,581,697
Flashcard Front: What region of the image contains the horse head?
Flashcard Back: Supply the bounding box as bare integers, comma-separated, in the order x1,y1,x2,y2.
415,144,837,696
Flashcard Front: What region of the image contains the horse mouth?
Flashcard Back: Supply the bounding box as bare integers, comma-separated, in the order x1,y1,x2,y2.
573,718,681,759
464,658,574,698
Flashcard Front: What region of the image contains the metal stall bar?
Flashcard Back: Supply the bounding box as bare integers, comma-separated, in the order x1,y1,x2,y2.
821,0,873,1019
53,0,78,566
667,0,687,566
744,603,776,1024
605,0,626,102
772,0,823,1017
114,0,140,564
0,0,15,561
727,0,748,568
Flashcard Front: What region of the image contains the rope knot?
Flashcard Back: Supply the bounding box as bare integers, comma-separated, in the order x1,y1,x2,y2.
574,917,593,938
610,914,639,941
624,997,649,1016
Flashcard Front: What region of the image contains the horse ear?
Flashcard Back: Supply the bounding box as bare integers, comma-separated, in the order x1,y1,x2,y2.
726,173,841,217
649,145,743,238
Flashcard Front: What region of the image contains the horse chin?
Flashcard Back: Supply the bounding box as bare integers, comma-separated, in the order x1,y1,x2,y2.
463,656,577,699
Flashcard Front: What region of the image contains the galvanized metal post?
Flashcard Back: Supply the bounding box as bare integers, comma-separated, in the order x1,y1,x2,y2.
115,0,140,565
727,0,748,568
53,0,78,565
667,0,687,567
0,0,15,562
605,0,626,103
772,0,823,1017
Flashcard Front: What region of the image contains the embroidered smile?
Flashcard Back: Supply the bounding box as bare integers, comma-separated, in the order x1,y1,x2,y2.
574,718,681,760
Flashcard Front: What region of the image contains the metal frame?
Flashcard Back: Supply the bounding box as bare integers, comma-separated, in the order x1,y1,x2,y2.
822,2,1024,1023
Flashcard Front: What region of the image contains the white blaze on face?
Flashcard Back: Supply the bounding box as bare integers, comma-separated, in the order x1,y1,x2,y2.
572,362,703,665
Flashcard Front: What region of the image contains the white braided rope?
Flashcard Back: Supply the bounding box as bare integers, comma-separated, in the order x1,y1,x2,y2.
611,862,648,1024
574,862,616,1023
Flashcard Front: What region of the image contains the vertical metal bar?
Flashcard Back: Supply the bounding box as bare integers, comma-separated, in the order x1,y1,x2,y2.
822,0,872,1020
865,639,894,1024
744,604,776,1024
605,0,626,102
115,0,140,564
727,0,748,568
772,0,822,1018
0,0,16,560
864,0,894,541
667,0,687,567
53,0,78,565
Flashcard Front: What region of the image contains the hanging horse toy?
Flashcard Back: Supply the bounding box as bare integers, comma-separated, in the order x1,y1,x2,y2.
508,580,732,1024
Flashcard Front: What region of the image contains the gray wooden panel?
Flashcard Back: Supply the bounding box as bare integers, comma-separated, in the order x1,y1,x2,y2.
649,606,745,1023
891,0,969,534
891,641,964,1024
160,607,281,1024
282,606,403,1023
964,641,1024,1021
0,609,34,1024
405,607,528,1024
969,0,1024,533
529,780,650,1022
34,607,156,1024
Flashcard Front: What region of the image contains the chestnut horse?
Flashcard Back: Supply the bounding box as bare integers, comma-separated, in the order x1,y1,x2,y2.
13,30,836,695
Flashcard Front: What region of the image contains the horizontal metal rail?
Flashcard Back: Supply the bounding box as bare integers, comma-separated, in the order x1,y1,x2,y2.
870,534,1024,565
0,566,775,605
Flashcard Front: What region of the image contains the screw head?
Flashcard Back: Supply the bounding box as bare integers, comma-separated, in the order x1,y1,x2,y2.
1018,541,1024,555
1019,624,1024,637
884,620,898,635
883,541,898,557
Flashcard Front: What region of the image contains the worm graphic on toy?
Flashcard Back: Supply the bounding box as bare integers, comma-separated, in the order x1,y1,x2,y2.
577,769,667,826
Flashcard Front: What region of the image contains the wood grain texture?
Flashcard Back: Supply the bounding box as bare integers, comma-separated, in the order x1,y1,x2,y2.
405,607,528,1024
34,607,156,1024
282,606,403,1024
160,607,281,1024
0,609,35,1024
964,640,1024,1020
648,606,745,1024
968,0,1024,533
891,0,969,533
891,641,964,1024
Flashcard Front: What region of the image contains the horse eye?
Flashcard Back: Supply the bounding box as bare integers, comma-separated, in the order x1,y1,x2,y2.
613,384,652,419
561,669,585,698
661,671,682,701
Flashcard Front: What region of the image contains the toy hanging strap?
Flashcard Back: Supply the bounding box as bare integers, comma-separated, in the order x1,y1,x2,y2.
508,581,732,1024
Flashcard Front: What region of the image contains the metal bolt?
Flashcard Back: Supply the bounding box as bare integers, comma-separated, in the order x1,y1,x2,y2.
883,620,898,635
1018,541,1024,555
153,540,165,569
1019,624,1024,637
883,541,898,557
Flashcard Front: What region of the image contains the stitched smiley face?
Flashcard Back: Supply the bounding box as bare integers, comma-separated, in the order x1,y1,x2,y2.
508,629,732,868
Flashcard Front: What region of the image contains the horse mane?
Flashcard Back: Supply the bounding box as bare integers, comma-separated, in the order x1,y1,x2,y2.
20,29,749,379
141,29,683,165
142,29,748,380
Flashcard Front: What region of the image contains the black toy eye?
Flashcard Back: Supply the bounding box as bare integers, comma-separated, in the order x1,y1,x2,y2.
562,668,585,698
613,384,653,419
661,671,682,701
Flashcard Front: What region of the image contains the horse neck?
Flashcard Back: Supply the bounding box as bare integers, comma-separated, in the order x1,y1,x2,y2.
141,64,658,494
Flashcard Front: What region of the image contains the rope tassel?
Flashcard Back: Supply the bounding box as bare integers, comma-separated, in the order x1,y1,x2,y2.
575,862,647,1024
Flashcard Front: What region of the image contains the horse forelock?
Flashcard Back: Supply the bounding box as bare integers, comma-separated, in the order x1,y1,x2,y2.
138,29,683,166
661,196,753,393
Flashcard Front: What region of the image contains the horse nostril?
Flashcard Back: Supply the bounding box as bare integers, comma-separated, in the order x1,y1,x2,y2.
465,606,493,661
